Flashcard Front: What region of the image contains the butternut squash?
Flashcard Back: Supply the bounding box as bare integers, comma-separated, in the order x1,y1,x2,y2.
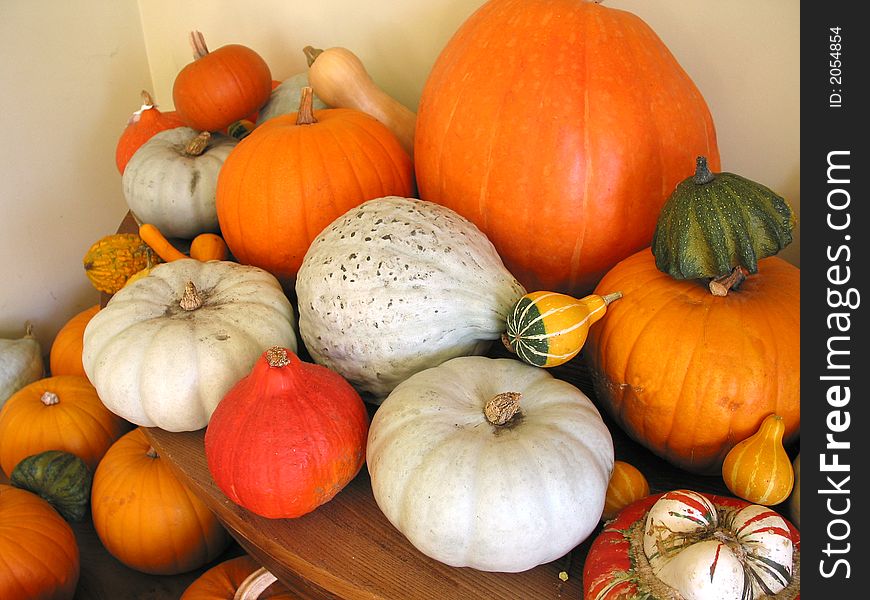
304,46,416,157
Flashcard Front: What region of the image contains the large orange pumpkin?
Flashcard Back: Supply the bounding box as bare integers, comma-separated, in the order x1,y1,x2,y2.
216,88,414,285
0,484,80,600
49,304,100,378
0,375,130,477
91,427,231,575
414,0,719,296
173,31,272,132
181,555,294,600
584,249,800,474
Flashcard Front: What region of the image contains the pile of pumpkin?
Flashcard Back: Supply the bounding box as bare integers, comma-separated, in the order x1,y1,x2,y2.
1,1,800,599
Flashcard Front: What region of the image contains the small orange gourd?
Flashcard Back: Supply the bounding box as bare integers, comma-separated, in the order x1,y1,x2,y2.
722,413,794,505
601,460,650,521
189,233,230,261
180,555,294,600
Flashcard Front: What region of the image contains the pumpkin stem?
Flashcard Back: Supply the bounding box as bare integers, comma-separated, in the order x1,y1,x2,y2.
484,392,522,426
180,281,204,311
40,391,60,406
24,321,35,338
692,156,716,185
265,346,292,368
146,447,159,459
233,567,279,600
184,131,211,157
602,291,623,306
709,266,747,296
303,45,324,67
190,30,210,60
295,87,319,126
500,333,516,354
140,90,154,109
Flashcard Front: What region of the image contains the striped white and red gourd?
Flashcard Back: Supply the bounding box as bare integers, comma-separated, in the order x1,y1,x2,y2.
502,290,621,367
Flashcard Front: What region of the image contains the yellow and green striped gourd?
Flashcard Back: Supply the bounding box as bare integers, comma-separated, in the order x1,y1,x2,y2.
503,290,621,368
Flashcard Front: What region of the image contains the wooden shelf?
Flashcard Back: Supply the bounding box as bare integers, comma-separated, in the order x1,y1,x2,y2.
143,353,732,600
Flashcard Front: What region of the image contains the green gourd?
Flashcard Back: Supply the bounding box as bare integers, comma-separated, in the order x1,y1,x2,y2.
652,156,795,294
10,450,92,522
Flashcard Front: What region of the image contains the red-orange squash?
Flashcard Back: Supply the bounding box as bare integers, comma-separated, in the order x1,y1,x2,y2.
180,555,294,600
584,249,799,474
0,484,80,600
91,427,231,575
49,304,100,378
205,347,369,519
115,90,185,174
414,0,719,296
0,375,130,477
216,88,414,284
173,31,272,132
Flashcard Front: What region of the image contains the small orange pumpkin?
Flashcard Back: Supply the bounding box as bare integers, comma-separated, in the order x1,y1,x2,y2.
0,484,80,600
116,90,185,174
722,414,795,505
173,31,272,132
91,427,231,575
0,375,130,477
180,555,294,600
216,87,414,284
601,460,650,521
49,304,100,377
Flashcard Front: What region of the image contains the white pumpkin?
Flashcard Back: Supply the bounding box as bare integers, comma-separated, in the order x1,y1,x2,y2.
255,72,328,124
367,356,614,573
643,490,795,600
0,322,44,409
122,127,237,239
296,196,526,401
82,259,297,432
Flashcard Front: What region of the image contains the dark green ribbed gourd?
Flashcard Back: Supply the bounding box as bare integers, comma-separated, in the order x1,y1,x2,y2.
10,450,92,521
652,156,795,289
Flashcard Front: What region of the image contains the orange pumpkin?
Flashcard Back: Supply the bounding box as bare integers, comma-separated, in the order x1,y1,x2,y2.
115,90,185,174
173,31,272,132
414,0,719,296
49,304,100,377
585,250,799,474
216,87,414,284
0,484,80,600
91,427,231,575
181,555,294,600
0,375,130,477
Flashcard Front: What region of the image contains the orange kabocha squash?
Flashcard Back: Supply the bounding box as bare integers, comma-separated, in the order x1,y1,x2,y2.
181,555,294,600
173,31,272,132
415,0,719,296
216,87,414,285
91,428,231,575
0,484,80,600
49,304,100,377
0,375,130,477
115,90,184,174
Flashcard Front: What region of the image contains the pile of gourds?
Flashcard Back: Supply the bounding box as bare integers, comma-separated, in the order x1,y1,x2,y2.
2,1,800,599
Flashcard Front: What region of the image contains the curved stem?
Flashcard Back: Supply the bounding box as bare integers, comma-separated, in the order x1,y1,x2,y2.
190,30,209,60
709,266,747,296
233,567,278,600
303,45,323,67
184,131,211,157
295,87,318,125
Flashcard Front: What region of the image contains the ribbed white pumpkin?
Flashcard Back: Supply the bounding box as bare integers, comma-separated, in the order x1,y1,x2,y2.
122,127,237,239
296,196,526,401
367,356,614,572
643,490,795,600
0,322,44,409
82,259,297,432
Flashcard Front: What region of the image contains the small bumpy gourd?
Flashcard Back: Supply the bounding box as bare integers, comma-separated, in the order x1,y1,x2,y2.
296,196,526,401
83,233,156,294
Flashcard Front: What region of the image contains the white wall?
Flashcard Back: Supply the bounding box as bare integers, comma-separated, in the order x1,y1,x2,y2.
1,0,799,354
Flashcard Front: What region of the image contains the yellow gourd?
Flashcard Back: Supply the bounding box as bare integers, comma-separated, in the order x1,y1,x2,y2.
83,233,156,294
601,460,650,521
722,413,794,505
502,290,621,367
304,45,416,157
